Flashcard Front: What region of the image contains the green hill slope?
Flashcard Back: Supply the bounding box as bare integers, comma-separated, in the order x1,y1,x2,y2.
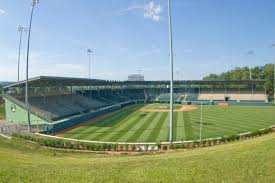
0,134,275,183
0,103,5,119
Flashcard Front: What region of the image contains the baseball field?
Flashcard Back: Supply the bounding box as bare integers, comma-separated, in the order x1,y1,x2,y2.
61,104,275,142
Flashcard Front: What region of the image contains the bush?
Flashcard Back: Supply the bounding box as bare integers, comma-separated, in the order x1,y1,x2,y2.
12,126,273,153
130,145,136,151
162,145,168,150
173,144,184,149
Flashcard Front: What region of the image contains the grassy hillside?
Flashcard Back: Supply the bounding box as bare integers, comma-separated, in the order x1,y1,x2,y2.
0,103,5,119
62,104,275,142
0,134,275,182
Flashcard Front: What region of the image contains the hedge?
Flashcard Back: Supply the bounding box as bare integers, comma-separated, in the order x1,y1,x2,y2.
12,126,274,152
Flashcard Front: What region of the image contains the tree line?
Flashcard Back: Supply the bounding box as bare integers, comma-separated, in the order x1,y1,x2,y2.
203,64,274,98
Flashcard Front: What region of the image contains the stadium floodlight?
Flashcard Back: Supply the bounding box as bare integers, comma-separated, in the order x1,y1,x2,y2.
87,49,93,98
25,0,39,132
87,49,93,79
168,0,174,144
245,50,254,80
17,25,28,82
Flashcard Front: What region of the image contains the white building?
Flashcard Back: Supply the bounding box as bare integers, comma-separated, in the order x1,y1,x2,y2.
128,74,144,81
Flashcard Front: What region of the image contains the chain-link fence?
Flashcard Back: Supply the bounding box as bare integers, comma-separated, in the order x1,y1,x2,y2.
0,120,54,137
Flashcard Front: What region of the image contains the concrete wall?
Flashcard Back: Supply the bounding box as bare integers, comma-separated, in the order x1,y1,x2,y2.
4,99,48,127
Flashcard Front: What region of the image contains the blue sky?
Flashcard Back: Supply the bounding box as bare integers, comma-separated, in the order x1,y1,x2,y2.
0,0,275,81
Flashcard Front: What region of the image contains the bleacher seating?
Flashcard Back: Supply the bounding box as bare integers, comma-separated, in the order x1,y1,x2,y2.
156,93,183,101
184,88,199,101
16,94,107,121
9,86,268,122
197,88,267,102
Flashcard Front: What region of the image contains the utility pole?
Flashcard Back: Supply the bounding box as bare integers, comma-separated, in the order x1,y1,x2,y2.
87,49,93,79
17,25,28,82
87,49,93,98
26,0,39,132
168,0,174,144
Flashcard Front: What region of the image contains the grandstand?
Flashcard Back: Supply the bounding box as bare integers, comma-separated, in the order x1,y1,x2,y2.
198,88,267,102
2,76,270,133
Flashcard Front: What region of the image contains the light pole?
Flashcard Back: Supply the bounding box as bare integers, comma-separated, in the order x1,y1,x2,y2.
87,49,93,98
87,49,93,79
26,0,39,132
245,50,254,95
168,0,174,144
17,25,28,82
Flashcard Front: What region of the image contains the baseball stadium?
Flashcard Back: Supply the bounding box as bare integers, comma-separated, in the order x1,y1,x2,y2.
2,1,275,182
2,76,275,143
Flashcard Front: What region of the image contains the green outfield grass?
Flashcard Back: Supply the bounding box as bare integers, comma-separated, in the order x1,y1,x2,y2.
62,104,275,142
1,134,275,182
0,103,5,119
142,103,183,110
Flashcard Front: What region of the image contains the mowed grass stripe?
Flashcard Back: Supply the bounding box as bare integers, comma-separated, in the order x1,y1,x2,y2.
62,105,275,142
145,112,168,142
188,109,256,138
67,106,139,137
156,113,169,142
71,108,139,140
126,112,159,142
116,112,155,142
64,105,142,139
176,111,184,141
188,107,275,138
201,110,274,134
172,113,179,141
183,111,195,140
104,112,150,142
135,112,164,142
85,109,144,141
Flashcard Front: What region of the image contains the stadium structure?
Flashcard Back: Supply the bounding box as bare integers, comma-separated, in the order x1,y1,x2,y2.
2,75,274,141
128,74,145,81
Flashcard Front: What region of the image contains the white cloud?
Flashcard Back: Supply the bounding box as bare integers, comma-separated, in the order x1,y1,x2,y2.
0,8,6,15
118,5,143,15
144,1,162,22
118,1,162,22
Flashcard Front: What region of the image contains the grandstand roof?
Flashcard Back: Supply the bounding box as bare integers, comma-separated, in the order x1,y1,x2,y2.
4,76,266,89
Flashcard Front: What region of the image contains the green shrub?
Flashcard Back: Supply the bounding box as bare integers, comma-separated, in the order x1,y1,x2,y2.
162,145,168,150
130,145,136,151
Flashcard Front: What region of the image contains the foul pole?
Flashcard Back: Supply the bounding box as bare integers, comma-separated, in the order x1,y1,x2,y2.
199,101,203,142
168,0,174,144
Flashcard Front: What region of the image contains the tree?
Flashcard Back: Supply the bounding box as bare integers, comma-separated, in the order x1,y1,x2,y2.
203,64,274,99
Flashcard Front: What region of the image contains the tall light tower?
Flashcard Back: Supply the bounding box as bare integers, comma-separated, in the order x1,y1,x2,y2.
25,0,39,132
245,50,254,80
87,49,93,98
168,0,174,144
87,49,93,79
17,25,28,82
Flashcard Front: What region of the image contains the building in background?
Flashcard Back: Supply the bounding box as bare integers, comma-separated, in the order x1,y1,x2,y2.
128,74,144,81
